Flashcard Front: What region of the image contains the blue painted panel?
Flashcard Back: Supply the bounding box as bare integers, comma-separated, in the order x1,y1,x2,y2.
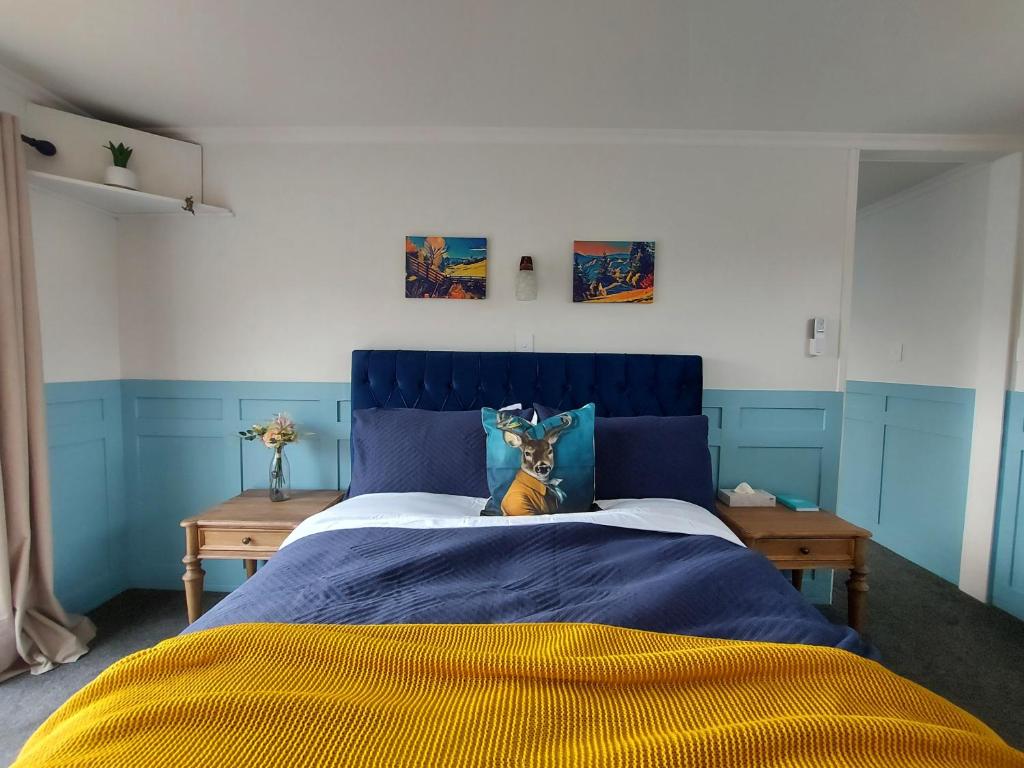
843,392,883,421
886,396,971,437
839,381,974,586
50,439,109,602
241,437,337,491
45,380,126,614
878,426,968,583
708,445,721,492
992,391,1024,620
734,446,823,501
704,389,843,604
337,400,352,425
834,418,882,530
238,397,319,423
704,390,842,507
54,381,835,606
701,406,723,430
122,380,352,592
739,407,826,432
48,398,104,427
133,434,237,589
336,398,353,490
136,396,223,420
1012,473,1024,594
238,391,352,493
337,439,353,489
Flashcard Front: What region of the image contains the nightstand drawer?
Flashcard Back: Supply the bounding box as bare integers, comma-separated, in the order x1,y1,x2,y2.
199,528,288,552
757,537,852,563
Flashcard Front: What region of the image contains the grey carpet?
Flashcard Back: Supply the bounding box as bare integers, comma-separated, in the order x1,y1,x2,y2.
2,542,1022,765
0,590,226,767
818,541,1024,748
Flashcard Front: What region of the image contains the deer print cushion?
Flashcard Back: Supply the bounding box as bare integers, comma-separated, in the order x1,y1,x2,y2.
480,403,596,516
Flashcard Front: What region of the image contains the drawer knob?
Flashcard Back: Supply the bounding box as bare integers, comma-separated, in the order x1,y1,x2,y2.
241,536,252,545
799,546,811,555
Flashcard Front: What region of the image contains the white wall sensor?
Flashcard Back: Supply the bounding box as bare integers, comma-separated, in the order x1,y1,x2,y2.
808,317,826,356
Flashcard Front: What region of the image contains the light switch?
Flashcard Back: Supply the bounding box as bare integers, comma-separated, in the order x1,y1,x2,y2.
887,342,903,362
515,331,534,352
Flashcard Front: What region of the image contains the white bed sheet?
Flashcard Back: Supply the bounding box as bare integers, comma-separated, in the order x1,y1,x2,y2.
283,492,744,549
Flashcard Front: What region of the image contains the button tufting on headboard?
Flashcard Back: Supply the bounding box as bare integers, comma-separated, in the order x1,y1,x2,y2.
351,350,702,417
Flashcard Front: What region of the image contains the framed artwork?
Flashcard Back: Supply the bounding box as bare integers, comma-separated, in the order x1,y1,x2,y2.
572,241,655,303
405,236,487,299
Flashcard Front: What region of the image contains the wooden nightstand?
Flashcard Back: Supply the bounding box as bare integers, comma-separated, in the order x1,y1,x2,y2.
715,502,872,633
180,489,344,623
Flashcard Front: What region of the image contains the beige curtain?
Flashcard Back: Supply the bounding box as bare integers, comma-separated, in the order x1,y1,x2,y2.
0,113,94,681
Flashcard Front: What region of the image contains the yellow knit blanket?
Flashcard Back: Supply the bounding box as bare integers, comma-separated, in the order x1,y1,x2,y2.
16,623,1023,768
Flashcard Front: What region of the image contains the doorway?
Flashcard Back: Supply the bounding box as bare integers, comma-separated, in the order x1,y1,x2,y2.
838,152,1024,616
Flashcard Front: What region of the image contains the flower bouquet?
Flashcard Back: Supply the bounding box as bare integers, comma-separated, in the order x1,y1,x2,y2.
240,413,299,502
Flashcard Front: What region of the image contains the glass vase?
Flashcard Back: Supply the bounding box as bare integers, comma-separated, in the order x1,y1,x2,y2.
269,446,291,502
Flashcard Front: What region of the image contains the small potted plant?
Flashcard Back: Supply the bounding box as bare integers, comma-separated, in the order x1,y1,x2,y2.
103,141,136,190
239,414,300,502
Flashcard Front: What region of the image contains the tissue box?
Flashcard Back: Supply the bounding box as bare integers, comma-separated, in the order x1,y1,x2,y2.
717,488,776,507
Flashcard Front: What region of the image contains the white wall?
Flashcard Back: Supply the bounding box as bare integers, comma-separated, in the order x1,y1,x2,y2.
31,189,121,382
116,141,852,389
1,67,122,383
0,79,24,116
849,164,993,388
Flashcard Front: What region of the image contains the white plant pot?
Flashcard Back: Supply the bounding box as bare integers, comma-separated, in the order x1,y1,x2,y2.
104,166,137,190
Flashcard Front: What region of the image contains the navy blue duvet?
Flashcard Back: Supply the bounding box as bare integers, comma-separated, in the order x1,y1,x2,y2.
187,522,875,658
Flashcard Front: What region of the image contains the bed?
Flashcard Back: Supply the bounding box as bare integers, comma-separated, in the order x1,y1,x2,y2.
15,351,1024,767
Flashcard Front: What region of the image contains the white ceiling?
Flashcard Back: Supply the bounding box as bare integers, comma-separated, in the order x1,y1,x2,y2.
1,0,1023,134
856,162,963,209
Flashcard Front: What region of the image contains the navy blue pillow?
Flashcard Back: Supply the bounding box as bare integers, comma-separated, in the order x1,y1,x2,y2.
535,406,715,512
348,407,533,498
348,408,490,498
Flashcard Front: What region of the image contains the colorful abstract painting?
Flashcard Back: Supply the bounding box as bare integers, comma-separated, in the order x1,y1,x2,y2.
572,241,655,303
405,236,487,299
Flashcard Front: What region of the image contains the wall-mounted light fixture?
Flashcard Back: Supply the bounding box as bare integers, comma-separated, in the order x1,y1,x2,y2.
516,256,538,301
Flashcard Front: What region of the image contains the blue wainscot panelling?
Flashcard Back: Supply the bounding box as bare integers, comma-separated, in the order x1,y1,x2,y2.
704,389,843,604
45,381,126,614
107,383,840,606
993,391,1024,621
122,381,351,593
838,381,974,585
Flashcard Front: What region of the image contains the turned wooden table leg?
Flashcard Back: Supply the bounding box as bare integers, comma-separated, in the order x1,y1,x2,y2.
847,538,869,634
181,521,205,624
244,559,257,578
791,569,804,591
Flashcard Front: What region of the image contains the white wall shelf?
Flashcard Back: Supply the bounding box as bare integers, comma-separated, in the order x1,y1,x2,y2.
28,171,233,218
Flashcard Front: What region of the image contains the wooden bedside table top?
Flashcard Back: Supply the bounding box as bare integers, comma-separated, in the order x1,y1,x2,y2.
715,502,871,540
182,489,344,529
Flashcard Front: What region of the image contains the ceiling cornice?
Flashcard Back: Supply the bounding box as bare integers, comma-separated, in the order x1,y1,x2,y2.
855,161,990,219
0,61,85,116
154,125,1024,153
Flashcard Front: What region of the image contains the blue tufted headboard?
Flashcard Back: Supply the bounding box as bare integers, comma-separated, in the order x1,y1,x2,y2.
351,350,702,417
